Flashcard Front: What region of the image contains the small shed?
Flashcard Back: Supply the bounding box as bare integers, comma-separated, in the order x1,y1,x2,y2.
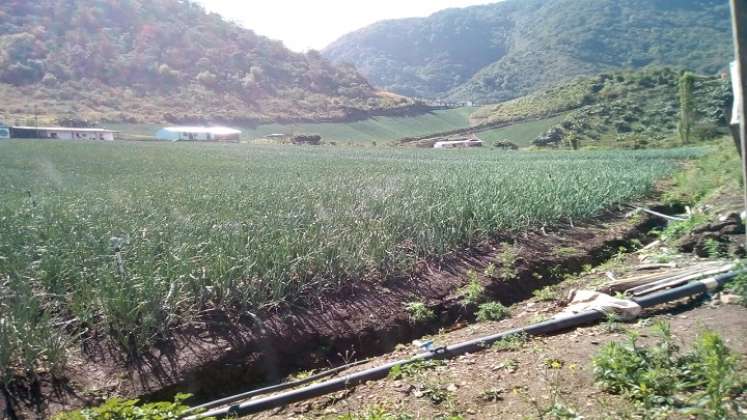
156,126,242,142
433,137,483,149
0,123,9,140
9,126,116,141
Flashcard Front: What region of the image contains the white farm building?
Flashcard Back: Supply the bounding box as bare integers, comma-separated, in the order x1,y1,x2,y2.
156,126,242,142
433,138,483,149
9,126,117,141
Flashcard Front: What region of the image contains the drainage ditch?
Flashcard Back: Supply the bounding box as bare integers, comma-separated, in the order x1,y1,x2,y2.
140,206,672,406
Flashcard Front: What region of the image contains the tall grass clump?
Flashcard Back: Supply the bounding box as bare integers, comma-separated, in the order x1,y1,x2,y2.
0,140,700,372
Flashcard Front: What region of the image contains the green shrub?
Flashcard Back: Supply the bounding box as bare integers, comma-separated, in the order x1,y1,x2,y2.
459,270,485,306
492,333,527,351
533,286,558,302
476,302,510,322
404,302,435,324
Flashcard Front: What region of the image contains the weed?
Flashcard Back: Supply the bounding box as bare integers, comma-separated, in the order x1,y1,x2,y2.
404,302,435,324
530,314,550,324
497,244,520,280
688,331,741,418
420,382,450,404
724,272,747,306
653,253,673,264
492,333,528,351
289,369,315,381
533,286,558,302
544,358,565,370
539,402,583,419
434,414,464,420
459,270,485,306
388,359,445,380
593,323,744,416
484,263,497,278
602,314,623,333
554,247,578,257
495,359,520,373
659,214,709,241
476,302,510,322
337,407,414,420
54,393,203,420
703,238,725,258
528,366,582,419
479,387,506,402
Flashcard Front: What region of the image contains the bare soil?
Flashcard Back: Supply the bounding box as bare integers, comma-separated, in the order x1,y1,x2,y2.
246,255,747,419
1,206,664,418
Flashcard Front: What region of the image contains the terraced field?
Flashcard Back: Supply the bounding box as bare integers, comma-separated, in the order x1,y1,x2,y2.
478,115,568,146
0,140,701,379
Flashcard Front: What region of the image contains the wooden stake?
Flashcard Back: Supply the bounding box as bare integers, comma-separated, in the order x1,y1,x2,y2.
730,0,747,247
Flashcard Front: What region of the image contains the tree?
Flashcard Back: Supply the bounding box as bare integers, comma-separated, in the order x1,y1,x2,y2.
678,72,695,145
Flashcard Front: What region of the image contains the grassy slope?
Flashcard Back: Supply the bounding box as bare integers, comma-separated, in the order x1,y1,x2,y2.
472,68,732,149
478,115,567,146
663,138,743,207
106,107,476,143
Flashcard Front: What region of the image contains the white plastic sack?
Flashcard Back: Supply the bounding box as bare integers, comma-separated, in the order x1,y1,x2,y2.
555,290,642,321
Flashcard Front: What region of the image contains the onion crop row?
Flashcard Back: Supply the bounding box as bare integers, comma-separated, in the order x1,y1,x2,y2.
0,140,701,376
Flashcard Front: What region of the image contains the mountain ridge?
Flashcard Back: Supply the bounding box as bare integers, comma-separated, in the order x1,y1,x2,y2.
323,0,733,104
0,0,414,125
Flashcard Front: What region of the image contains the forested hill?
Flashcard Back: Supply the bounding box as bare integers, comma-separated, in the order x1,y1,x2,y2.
0,0,412,125
323,0,733,103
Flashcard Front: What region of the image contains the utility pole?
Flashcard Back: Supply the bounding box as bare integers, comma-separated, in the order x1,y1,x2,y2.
730,0,747,247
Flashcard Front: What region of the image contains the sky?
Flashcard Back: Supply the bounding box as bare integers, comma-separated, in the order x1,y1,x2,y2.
196,0,499,52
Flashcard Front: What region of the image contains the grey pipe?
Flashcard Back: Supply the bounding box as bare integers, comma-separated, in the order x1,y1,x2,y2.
194,270,742,418
184,358,371,414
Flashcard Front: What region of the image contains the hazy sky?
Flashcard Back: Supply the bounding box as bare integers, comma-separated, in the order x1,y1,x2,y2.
196,1,499,52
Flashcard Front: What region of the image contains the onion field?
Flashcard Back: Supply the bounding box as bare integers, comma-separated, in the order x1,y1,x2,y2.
0,140,700,375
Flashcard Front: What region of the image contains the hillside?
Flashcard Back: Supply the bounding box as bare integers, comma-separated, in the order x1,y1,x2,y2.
323,0,732,103
0,0,414,125
472,68,732,149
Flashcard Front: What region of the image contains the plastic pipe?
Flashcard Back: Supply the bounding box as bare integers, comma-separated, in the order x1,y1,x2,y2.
184,358,371,414
193,270,742,418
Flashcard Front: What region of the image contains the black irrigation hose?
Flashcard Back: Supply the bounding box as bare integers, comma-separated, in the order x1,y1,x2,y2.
191,270,743,419
184,358,371,414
